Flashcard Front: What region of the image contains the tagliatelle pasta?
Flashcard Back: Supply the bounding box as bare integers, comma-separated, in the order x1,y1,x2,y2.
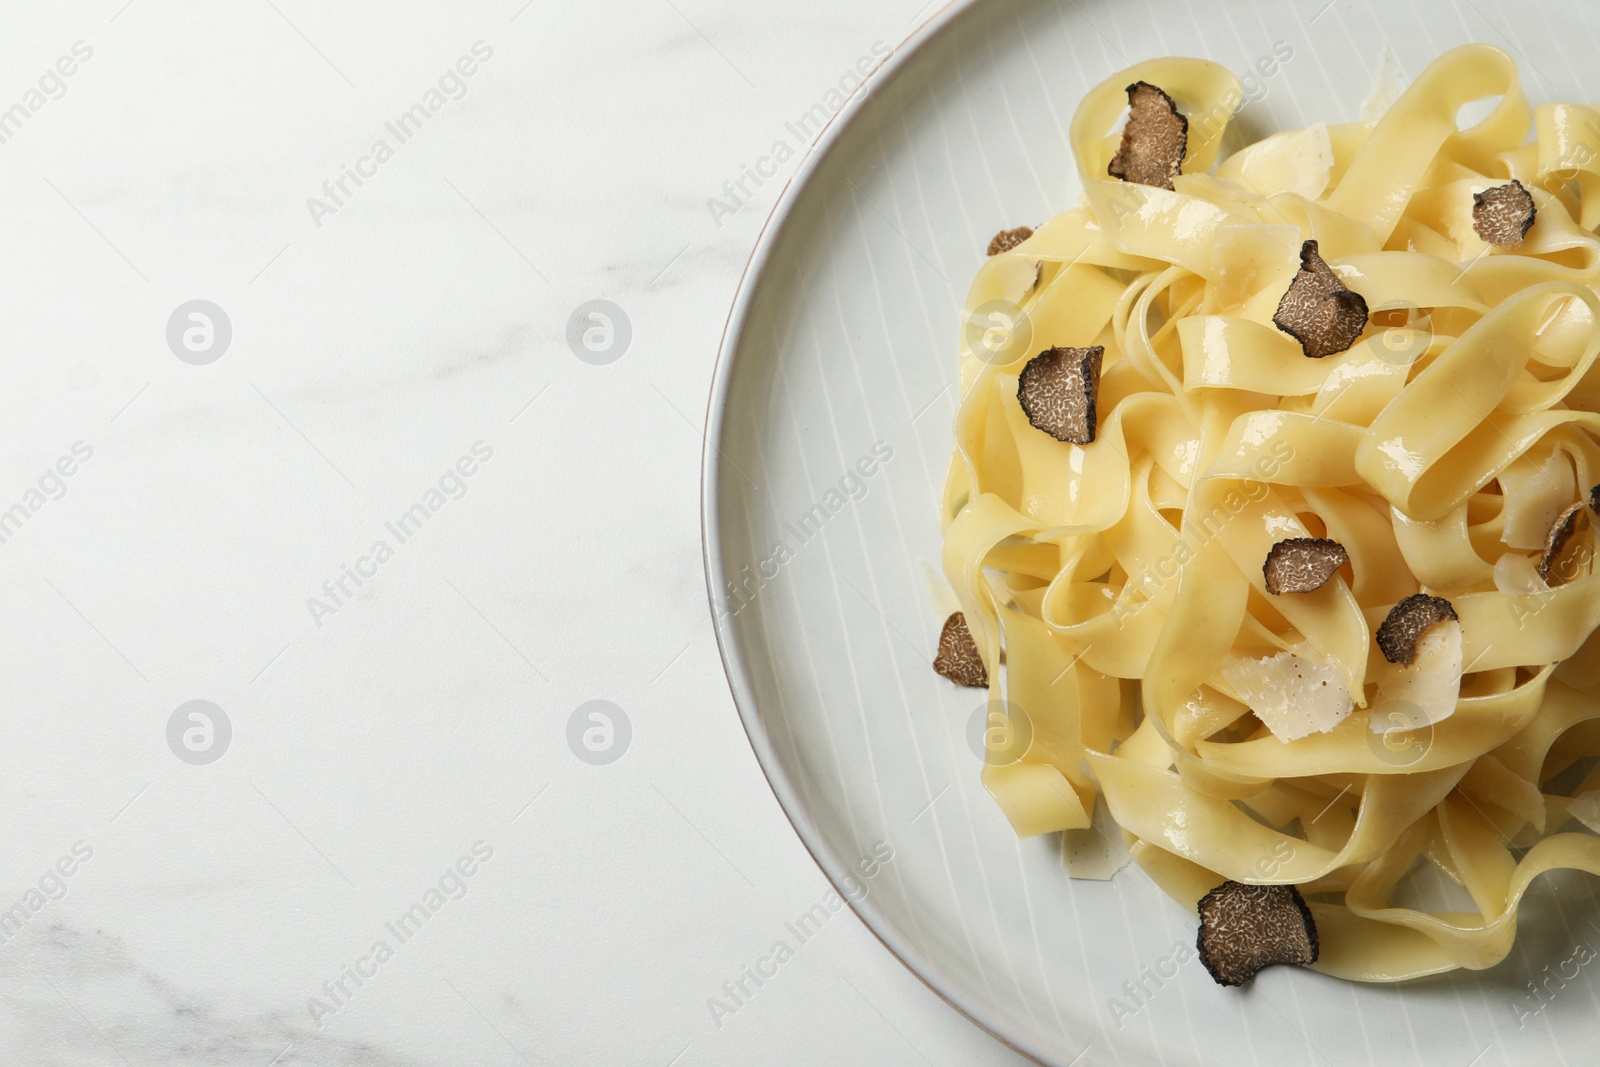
938,45,1600,982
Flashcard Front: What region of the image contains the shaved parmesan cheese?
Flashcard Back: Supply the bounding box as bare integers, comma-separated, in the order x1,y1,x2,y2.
1501,451,1576,550
1370,620,1464,732
1221,650,1355,743
1568,791,1600,835
1361,50,1407,122
1493,552,1548,596
991,253,1041,307
1062,798,1132,881
1215,123,1335,201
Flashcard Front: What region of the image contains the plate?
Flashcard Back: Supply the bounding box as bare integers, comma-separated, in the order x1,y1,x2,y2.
703,1,1600,1062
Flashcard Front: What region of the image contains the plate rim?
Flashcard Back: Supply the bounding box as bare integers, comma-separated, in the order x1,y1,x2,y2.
698,2,1061,1063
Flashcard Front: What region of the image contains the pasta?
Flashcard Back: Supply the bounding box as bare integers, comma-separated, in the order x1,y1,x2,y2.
938,44,1600,982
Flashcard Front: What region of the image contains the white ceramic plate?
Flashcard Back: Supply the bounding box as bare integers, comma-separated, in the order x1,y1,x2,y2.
704,1,1600,1062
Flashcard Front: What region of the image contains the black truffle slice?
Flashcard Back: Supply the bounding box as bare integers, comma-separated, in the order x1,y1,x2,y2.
1588,484,1600,515
1376,593,1458,666
934,612,988,688
1107,81,1188,191
1017,346,1104,445
1263,538,1349,595
1472,181,1536,249
1540,501,1587,581
987,226,1034,256
1196,881,1319,988
1272,240,1371,358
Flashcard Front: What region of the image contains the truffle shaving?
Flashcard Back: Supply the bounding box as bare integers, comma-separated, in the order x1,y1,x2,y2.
1196,881,1319,987
1376,593,1458,666
987,226,1034,256
933,612,988,688
1540,501,1588,582
1590,484,1600,515
1107,81,1188,191
1262,537,1349,594
1272,240,1370,358
1472,180,1537,249
1017,346,1104,444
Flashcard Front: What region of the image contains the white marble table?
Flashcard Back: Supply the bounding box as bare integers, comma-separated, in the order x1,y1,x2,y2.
0,0,1031,1063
